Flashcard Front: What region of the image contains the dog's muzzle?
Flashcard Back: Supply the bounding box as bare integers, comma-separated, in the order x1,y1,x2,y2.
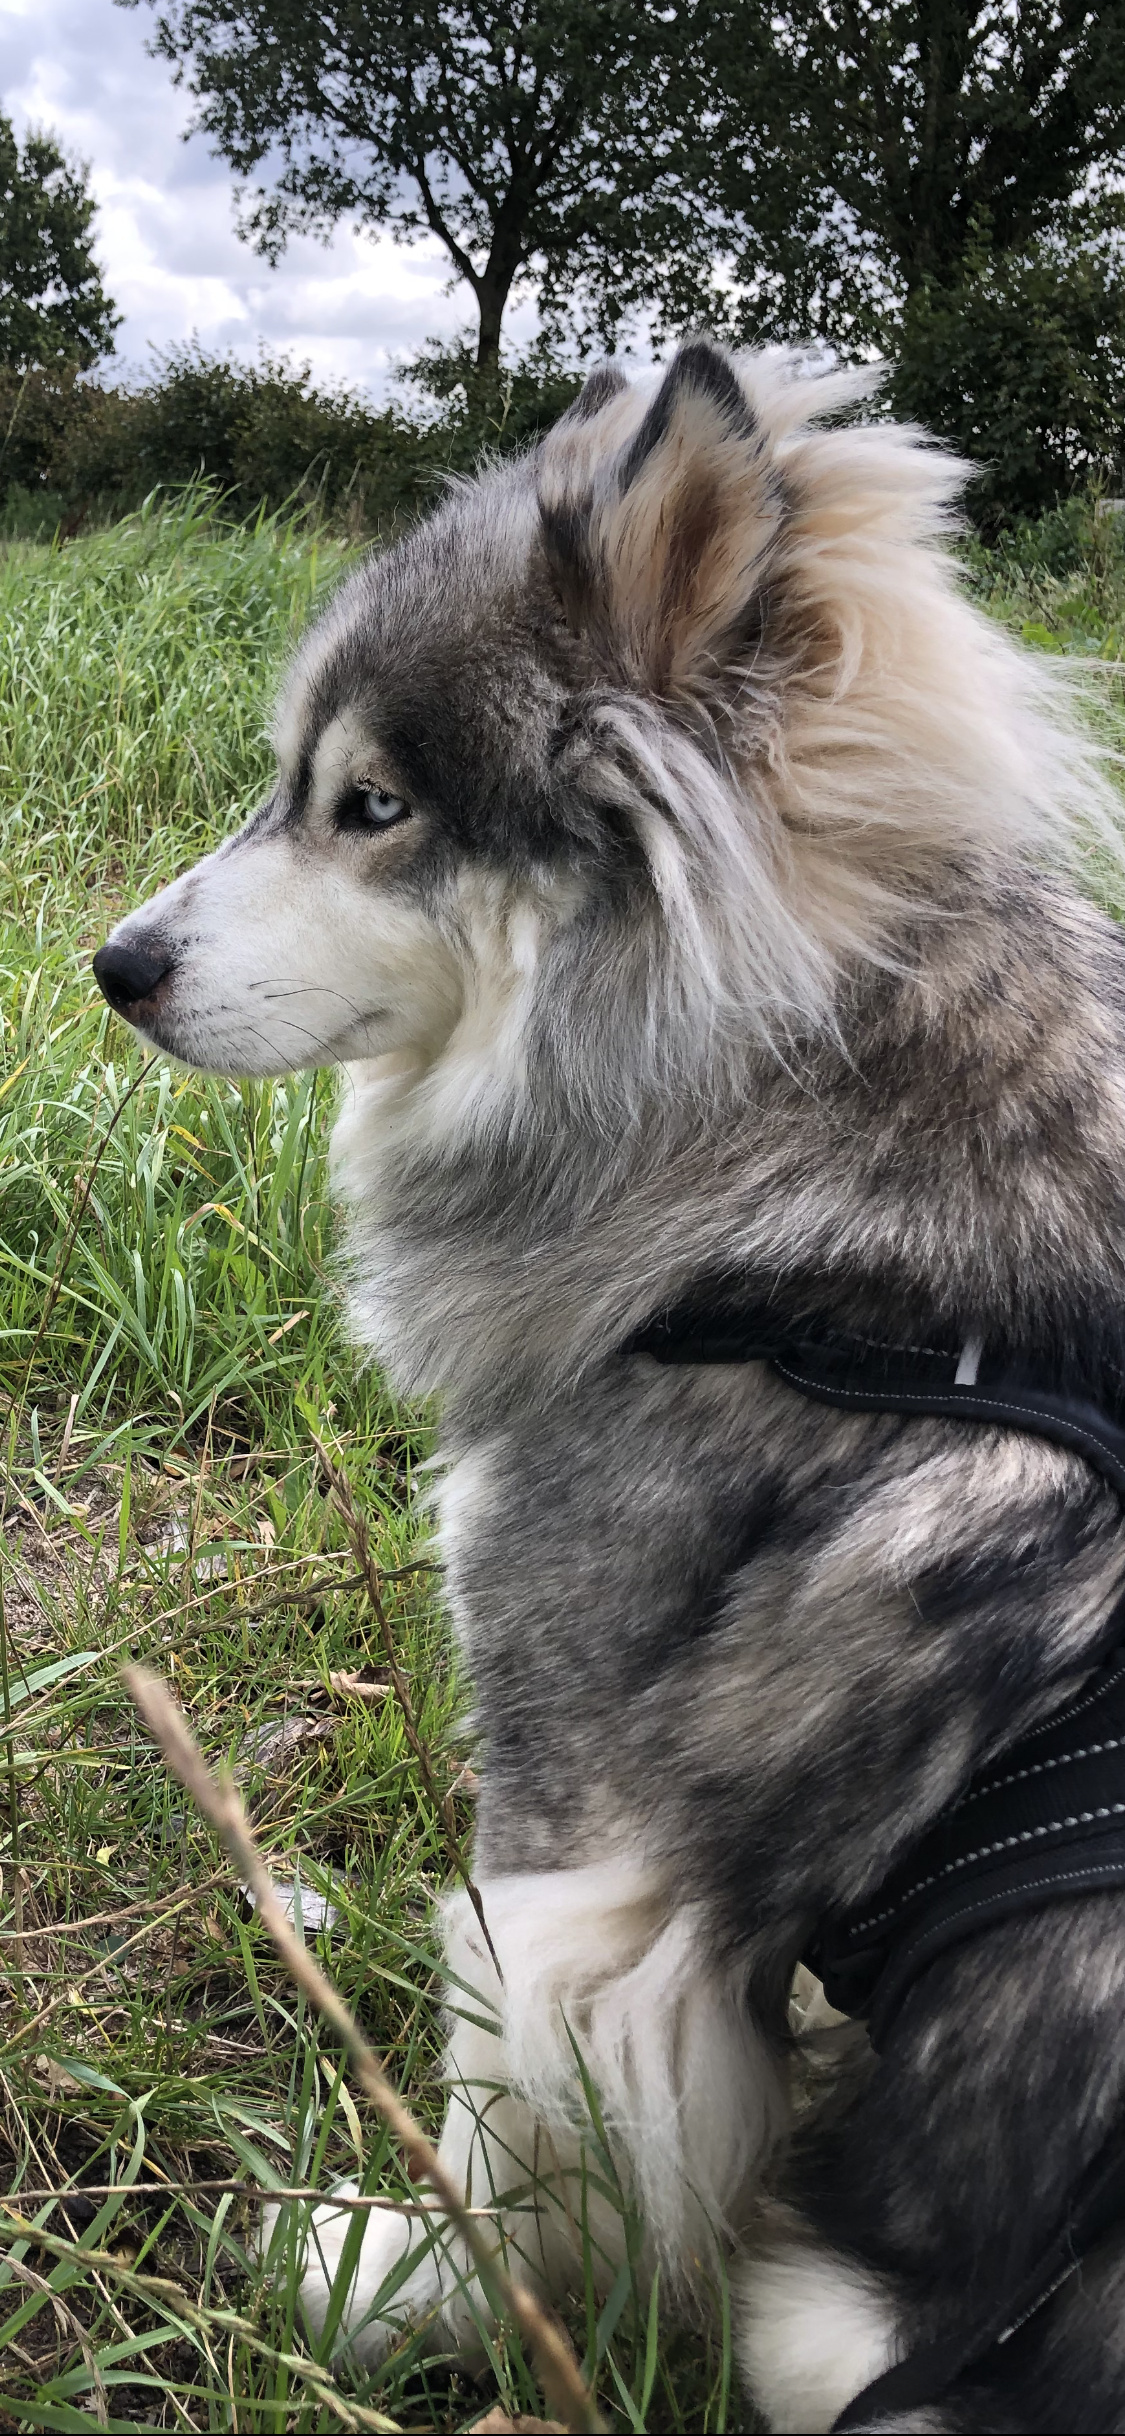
92,935,176,1022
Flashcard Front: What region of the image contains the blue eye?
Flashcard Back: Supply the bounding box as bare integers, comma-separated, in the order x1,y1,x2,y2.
359,788,410,828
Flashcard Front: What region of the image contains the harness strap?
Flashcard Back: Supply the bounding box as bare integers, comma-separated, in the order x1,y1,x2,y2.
628,1296,1125,2414
811,1636,1125,2045
631,1303,1125,2018
832,2126,1125,2429
630,1306,1125,1505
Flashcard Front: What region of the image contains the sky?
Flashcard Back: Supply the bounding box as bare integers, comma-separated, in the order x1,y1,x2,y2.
1,0,539,398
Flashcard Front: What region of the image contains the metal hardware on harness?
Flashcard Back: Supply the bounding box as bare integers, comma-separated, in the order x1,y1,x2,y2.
627,1296,1125,2419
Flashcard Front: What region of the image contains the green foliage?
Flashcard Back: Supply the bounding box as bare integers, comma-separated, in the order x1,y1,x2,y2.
119,0,693,364
680,1,1125,353
0,350,400,538
889,222,1125,528
0,361,127,523
0,340,583,541
0,111,119,371
964,490,1125,657
962,497,1125,917
95,3,1125,532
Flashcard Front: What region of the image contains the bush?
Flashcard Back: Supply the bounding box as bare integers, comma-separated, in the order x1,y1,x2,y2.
400,335,583,451
889,222,1125,532
0,339,584,540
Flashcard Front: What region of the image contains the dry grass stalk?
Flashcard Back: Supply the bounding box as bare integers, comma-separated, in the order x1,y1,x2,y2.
0,1886,209,2055
2,2255,110,2425
1,2179,498,2214
122,1663,603,2436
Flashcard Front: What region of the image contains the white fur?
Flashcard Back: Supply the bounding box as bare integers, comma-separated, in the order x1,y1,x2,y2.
427,1443,498,1605
459,1863,786,2266
737,2236,898,2432
111,827,462,1078
400,866,586,1152
291,1861,787,2361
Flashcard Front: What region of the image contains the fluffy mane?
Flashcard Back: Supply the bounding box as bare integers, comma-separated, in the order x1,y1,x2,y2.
330,340,1118,1211
533,343,1118,1056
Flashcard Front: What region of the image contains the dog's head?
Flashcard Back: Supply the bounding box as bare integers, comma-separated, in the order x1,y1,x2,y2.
94,338,1082,1119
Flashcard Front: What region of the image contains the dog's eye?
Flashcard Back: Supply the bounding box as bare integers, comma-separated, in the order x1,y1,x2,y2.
339,787,412,832
362,788,410,827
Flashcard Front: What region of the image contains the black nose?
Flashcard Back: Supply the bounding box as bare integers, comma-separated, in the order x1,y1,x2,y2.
92,938,175,1018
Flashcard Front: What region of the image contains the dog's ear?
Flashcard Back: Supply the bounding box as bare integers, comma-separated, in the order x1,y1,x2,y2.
556,361,630,425
539,338,780,699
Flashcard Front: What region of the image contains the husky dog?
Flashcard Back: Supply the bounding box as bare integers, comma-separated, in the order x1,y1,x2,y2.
95,340,1125,2431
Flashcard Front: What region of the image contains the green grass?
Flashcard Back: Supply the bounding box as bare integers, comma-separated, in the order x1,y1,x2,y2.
1,489,1124,2434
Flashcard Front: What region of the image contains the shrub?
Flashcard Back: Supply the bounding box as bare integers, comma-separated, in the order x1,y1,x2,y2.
0,339,584,539
400,336,583,454
889,222,1125,532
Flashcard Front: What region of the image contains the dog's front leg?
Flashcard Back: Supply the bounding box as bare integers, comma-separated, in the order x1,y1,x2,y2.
288,1860,788,2366
287,1892,609,2368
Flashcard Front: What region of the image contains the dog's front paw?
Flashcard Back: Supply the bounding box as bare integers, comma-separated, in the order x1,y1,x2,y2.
263,2184,487,2367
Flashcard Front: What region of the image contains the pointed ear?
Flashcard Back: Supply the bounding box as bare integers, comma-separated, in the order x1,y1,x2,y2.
559,361,630,426
539,338,781,700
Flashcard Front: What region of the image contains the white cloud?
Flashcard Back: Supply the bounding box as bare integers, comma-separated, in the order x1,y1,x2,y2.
0,0,543,395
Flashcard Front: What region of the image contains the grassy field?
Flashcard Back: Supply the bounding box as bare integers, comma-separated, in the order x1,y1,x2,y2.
1,491,1124,2436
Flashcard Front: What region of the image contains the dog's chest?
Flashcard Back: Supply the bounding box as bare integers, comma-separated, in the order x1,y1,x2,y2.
427,1358,830,1860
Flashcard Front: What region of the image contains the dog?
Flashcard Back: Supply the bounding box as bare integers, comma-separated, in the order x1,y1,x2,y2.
94,339,1125,2431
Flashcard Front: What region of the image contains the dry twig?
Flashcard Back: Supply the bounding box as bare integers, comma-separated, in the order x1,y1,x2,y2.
0,1869,227,1943
123,1663,602,2436
1,2179,499,2214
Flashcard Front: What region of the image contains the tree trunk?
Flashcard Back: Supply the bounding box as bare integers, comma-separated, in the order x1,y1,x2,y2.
473,212,526,368
904,0,974,295
475,278,508,370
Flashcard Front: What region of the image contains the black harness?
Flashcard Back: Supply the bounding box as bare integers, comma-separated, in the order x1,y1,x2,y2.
629,1301,1125,2422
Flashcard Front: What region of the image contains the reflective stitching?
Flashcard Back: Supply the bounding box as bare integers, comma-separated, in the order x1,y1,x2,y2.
996,2257,1082,2347
771,1367,1125,1939
826,1333,950,1362
848,1807,1125,1938
878,1861,1125,2009
1002,1662,1125,1748
773,1364,1120,1473
958,1737,1123,1807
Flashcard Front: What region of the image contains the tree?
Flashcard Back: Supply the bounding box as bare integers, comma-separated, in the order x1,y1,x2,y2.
682,2,1125,351
118,0,694,367
0,114,118,370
